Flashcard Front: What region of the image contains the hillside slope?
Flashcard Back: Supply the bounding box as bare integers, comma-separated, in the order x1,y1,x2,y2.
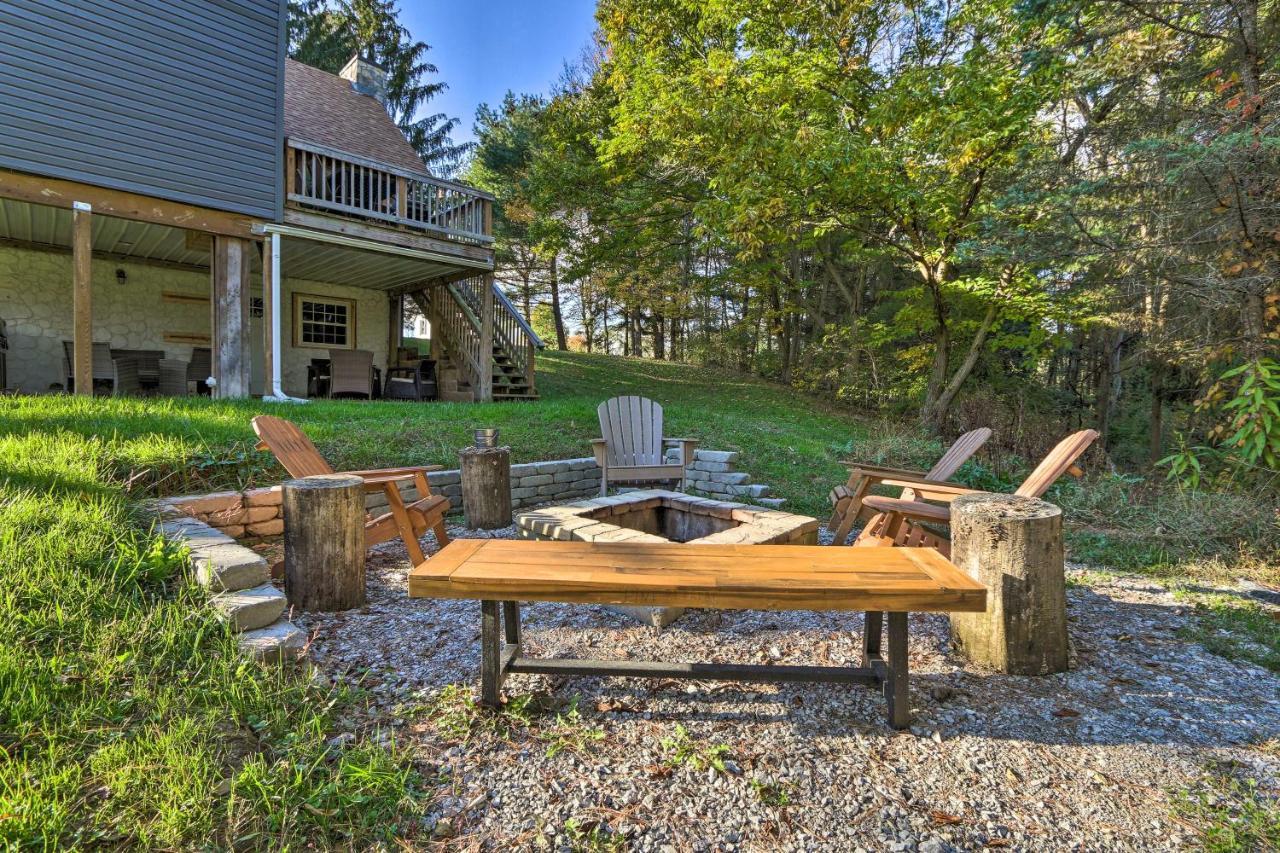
0,351,895,517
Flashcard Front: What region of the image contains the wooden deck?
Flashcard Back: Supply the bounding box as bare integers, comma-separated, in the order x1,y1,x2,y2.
407,540,987,613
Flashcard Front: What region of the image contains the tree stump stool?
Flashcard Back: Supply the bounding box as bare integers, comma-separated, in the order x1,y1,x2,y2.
459,446,512,530
283,474,365,611
949,493,1068,675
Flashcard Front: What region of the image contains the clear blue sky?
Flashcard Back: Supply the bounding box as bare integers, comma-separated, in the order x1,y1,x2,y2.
400,0,599,147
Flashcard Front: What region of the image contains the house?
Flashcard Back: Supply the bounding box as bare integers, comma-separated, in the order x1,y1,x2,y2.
0,0,539,401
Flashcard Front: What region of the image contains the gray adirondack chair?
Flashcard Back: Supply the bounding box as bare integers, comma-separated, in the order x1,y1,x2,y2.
591,396,698,496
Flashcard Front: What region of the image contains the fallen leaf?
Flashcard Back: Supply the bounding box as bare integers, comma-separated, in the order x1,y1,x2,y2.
1052,707,1081,718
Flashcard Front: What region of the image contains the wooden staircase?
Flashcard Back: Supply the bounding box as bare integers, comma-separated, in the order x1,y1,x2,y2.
409,278,542,402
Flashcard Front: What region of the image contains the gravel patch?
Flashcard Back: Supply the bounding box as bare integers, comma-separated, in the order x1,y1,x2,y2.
285,516,1280,851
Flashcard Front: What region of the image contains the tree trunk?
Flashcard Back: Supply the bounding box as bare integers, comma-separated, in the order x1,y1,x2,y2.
950,493,1068,675
283,474,365,612
459,446,512,530
1095,330,1122,449
1148,362,1165,465
548,254,567,351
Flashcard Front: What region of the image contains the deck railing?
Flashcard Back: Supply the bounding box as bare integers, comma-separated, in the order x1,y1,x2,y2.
451,278,544,384
286,139,493,245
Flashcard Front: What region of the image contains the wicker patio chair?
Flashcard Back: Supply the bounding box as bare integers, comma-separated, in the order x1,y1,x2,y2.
62,340,115,392
158,358,190,396
328,348,375,399
111,356,143,397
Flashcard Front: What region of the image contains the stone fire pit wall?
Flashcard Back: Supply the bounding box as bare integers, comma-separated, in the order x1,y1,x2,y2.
515,489,819,628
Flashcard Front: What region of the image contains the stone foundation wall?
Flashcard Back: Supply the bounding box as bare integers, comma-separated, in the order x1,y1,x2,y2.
161,449,780,539
0,243,389,397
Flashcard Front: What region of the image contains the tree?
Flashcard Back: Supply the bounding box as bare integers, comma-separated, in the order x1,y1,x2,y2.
288,0,470,174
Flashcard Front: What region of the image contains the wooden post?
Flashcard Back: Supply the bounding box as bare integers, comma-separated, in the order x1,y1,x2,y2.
459,445,511,529
71,201,92,395
211,235,251,398
949,493,1068,675
478,273,494,402
388,294,402,360
283,474,366,611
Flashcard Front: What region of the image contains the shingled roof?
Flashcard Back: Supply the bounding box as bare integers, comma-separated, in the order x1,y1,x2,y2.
284,58,430,178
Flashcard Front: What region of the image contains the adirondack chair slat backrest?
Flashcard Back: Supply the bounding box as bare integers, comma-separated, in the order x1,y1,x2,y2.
1014,429,1100,498
252,415,336,478
925,428,993,481
598,396,664,467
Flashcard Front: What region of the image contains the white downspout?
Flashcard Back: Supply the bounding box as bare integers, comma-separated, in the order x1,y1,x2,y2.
263,231,307,403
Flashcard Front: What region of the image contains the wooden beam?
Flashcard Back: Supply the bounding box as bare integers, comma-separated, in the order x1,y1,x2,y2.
282,208,494,266
72,202,92,396
387,268,480,298
478,273,495,402
0,168,260,239
211,236,251,398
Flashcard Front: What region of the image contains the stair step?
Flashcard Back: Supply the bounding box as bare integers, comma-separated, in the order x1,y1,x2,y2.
211,583,287,632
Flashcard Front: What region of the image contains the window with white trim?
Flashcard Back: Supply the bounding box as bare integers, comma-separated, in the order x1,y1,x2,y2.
293,294,355,349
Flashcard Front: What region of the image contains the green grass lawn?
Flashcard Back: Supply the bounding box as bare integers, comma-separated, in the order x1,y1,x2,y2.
0,349,1274,847
1,350,900,517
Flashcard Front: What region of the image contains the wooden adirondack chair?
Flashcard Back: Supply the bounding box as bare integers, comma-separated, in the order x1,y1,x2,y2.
252,415,450,565
853,429,1100,557
591,396,699,496
827,428,992,545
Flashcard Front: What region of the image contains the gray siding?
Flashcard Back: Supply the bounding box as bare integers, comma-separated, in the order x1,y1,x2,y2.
0,0,285,220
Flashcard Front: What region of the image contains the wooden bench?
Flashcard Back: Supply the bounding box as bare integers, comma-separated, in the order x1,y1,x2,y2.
408,540,986,728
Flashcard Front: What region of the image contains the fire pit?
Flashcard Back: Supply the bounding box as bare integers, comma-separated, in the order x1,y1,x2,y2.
515,489,819,627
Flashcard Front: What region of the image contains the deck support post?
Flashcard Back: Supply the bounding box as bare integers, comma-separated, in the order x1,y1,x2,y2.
388,294,403,360
211,235,251,398
478,273,494,402
71,201,93,395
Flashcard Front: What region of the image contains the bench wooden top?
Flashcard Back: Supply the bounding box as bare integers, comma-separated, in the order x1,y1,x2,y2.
408,540,986,613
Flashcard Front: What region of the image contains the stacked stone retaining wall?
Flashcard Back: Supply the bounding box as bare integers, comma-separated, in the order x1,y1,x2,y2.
161,449,779,539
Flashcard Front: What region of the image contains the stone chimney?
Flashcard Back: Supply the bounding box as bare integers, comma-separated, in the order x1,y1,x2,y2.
339,53,388,106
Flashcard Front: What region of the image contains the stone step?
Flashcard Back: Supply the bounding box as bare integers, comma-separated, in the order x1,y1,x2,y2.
185,539,270,592
757,497,788,508
211,583,287,632
238,618,307,663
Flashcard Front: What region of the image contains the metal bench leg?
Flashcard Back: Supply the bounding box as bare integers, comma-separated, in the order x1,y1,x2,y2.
885,612,910,729
861,610,882,667
481,600,502,707
503,601,522,651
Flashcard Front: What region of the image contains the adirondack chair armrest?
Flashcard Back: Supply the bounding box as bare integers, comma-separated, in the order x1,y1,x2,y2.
875,478,977,503
359,472,417,491
342,465,443,478
663,437,699,466
861,496,953,523
590,439,609,468
840,462,931,480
